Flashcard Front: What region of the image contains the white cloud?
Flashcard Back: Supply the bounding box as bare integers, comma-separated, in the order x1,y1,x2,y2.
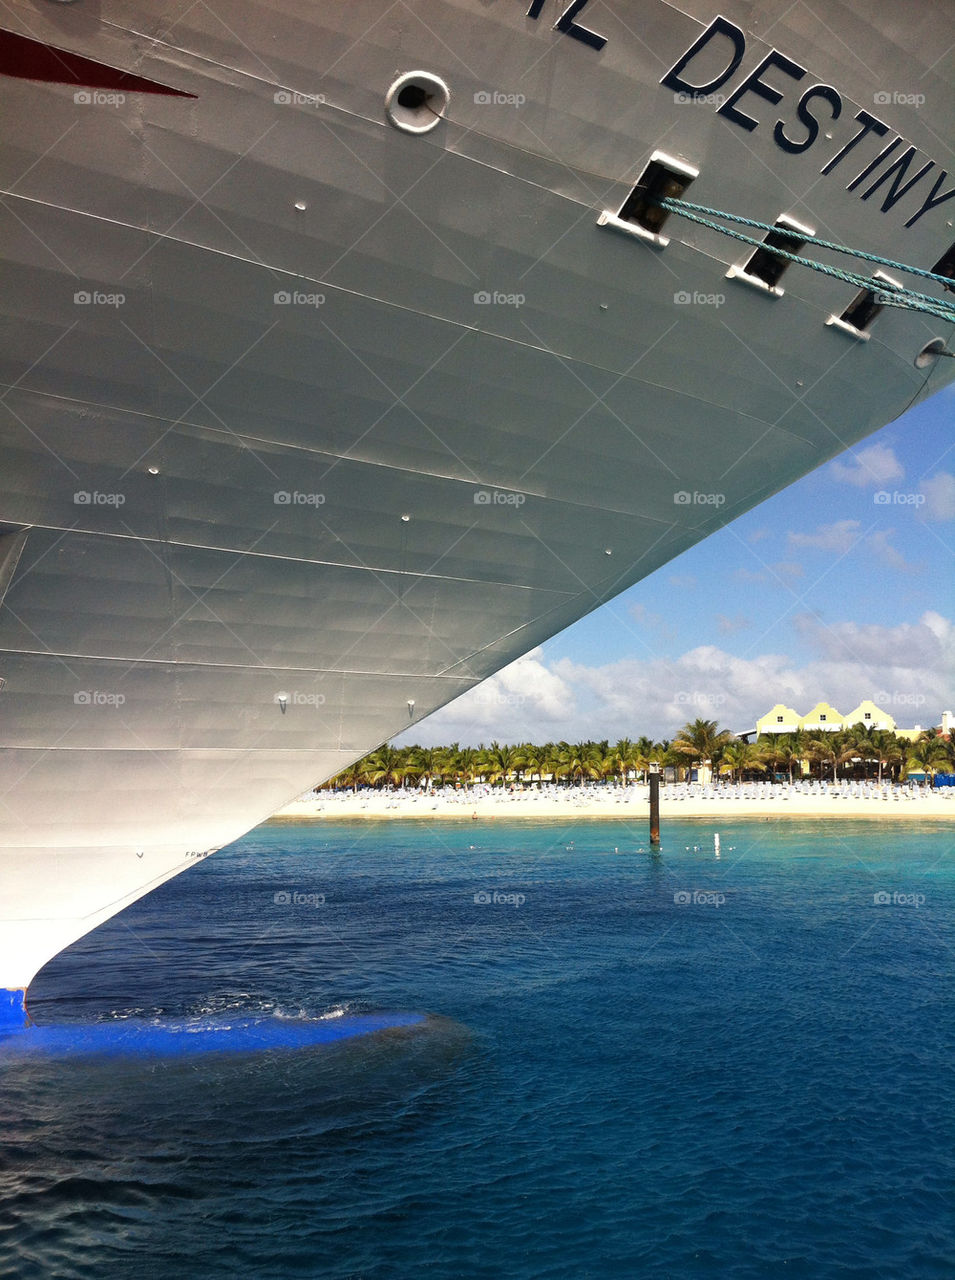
787,522,916,572
395,647,575,746
399,616,953,745
866,529,917,572
788,520,861,554
921,471,955,521
716,613,750,635
793,611,953,671
829,442,904,488
772,560,805,580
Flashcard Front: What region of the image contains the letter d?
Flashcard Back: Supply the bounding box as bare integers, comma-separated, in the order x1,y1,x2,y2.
660,16,747,98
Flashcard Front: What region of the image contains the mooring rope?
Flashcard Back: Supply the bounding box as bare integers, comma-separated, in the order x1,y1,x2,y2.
656,196,955,327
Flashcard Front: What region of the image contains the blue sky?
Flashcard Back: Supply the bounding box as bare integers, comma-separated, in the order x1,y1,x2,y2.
402,382,954,746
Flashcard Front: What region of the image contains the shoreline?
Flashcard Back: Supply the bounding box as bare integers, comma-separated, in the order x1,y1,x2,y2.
270,784,955,823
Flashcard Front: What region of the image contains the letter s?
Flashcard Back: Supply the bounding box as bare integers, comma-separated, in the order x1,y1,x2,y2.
775,83,842,155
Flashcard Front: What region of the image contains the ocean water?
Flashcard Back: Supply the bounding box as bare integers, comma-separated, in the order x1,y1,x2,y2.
3,818,953,1279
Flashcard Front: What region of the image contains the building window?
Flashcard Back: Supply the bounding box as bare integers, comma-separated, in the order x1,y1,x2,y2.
820,714,826,721
777,716,783,723
864,712,871,720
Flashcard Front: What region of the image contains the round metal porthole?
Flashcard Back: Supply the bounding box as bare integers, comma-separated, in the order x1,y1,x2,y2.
385,71,449,134
915,337,948,369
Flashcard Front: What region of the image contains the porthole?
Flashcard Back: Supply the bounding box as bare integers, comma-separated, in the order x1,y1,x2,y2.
915,337,949,369
385,71,450,134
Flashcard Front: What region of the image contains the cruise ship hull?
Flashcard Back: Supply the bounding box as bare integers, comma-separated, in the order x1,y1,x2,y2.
1,0,953,1016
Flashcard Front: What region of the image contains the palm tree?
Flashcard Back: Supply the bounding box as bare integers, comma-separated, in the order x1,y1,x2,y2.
361,744,406,789
807,732,855,783
412,745,447,790
554,740,602,784
610,738,638,785
758,732,786,781
871,730,903,784
903,733,955,784
775,730,810,784
518,744,545,787
719,740,767,784
672,718,733,783
843,722,881,781
481,741,523,787
453,747,478,783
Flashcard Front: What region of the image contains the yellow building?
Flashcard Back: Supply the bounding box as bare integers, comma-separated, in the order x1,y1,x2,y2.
754,699,923,740
843,700,896,731
755,703,801,735
799,701,844,732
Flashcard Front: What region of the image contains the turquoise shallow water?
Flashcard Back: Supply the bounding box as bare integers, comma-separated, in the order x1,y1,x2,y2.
3,818,954,1278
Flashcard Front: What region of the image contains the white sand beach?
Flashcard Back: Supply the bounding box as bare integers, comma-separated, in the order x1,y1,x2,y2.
272,781,955,822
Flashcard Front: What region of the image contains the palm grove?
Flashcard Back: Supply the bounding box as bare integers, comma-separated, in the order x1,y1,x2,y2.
323,719,955,791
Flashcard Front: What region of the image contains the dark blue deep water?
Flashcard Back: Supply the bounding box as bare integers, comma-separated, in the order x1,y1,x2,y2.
3,818,954,1278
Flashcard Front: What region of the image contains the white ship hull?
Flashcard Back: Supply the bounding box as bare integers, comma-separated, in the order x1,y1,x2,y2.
1,0,953,1020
